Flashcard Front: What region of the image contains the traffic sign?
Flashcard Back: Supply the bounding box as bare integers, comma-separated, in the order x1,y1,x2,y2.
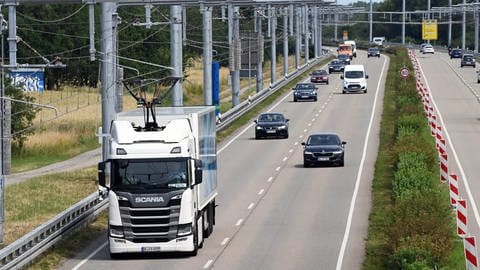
400,67,410,79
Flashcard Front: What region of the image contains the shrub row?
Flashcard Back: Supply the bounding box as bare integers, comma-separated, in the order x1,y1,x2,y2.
363,47,462,269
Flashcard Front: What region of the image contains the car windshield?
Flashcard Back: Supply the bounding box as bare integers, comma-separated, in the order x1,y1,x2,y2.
295,84,315,90
112,159,189,190
259,113,284,122
345,70,364,79
312,70,327,75
464,55,474,60
369,48,378,52
307,135,340,145
330,60,341,65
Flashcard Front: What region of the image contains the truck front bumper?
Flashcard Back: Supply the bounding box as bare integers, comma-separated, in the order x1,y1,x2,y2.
109,234,195,254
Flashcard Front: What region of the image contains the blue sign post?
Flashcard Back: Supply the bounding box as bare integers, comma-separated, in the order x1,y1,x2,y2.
212,61,220,117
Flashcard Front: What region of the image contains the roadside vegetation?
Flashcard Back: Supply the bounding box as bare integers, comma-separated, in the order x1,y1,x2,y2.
363,46,464,269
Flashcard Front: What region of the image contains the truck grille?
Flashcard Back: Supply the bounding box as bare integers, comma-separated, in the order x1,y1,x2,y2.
119,199,181,243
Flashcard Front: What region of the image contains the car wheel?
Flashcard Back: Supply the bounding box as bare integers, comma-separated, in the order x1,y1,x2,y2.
342,90,346,94
303,161,309,167
478,80,480,83
364,89,367,94
326,80,329,85
293,98,297,102
284,132,289,139
339,159,344,167
461,64,463,67
314,97,317,101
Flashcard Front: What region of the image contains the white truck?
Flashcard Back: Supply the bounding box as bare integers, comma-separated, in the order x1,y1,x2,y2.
98,106,217,258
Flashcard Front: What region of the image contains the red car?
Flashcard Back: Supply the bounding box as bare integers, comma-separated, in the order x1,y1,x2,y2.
310,69,329,84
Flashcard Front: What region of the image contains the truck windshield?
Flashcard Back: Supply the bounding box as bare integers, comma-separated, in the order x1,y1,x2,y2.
111,159,189,190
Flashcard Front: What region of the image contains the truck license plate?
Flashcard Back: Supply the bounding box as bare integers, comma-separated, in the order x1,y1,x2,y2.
142,246,161,252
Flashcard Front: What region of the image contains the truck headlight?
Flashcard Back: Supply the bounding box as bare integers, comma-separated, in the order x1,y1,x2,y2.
177,223,193,236
110,225,124,238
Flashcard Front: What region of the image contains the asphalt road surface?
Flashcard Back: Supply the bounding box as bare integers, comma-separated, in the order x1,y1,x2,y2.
59,51,388,270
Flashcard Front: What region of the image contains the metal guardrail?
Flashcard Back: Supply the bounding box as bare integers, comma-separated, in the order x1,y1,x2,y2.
0,192,108,270
0,51,331,270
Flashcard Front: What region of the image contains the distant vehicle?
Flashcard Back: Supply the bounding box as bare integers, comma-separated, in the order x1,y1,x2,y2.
254,112,289,139
337,54,351,65
422,44,435,54
419,43,428,53
372,37,385,46
367,47,381,58
337,43,353,59
341,64,369,94
310,69,329,84
328,59,345,73
293,83,318,102
344,40,357,57
450,48,463,59
477,70,480,83
301,132,346,167
461,54,476,67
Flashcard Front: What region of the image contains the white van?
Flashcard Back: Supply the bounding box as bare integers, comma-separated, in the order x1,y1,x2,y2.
344,40,357,57
341,64,368,94
372,37,385,46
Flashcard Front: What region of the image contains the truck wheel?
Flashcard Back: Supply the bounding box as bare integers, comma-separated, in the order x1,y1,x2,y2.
204,203,214,238
109,252,122,260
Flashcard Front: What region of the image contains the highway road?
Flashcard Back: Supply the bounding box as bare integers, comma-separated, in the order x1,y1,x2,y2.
414,50,480,242
59,51,388,270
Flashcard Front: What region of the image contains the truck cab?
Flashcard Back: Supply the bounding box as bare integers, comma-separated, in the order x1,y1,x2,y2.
337,44,353,60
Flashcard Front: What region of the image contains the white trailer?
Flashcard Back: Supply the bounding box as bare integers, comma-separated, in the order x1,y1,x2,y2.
98,106,217,258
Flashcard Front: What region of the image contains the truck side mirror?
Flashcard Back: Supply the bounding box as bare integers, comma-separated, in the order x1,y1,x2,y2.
194,159,203,185
98,161,107,187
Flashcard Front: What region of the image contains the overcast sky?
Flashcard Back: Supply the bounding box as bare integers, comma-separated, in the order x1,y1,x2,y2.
337,0,384,5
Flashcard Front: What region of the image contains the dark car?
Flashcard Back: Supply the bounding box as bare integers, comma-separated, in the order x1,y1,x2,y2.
310,69,329,84
293,83,317,102
301,133,346,167
328,59,345,73
337,54,351,65
367,47,381,58
461,54,476,67
254,113,289,139
450,48,463,59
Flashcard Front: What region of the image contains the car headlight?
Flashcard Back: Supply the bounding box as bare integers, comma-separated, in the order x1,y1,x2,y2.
332,150,343,154
304,151,313,155
109,225,124,238
278,125,287,129
177,223,193,237
256,126,263,130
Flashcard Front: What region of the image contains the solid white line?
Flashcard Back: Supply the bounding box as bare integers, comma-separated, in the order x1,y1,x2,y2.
248,203,255,210
336,57,388,270
258,189,264,195
71,241,107,270
235,219,244,226
221,237,230,246
267,176,273,182
417,58,480,230
203,260,213,269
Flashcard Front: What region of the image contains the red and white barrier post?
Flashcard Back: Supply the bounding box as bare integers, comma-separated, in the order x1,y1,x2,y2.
457,199,468,237
436,124,446,154
440,153,448,182
449,173,459,207
464,236,479,270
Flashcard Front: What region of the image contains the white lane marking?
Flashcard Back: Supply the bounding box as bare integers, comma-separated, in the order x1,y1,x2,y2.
336,56,388,270
417,59,480,230
308,123,312,127
289,148,293,153
276,166,281,171
204,260,213,269
312,118,316,121
294,142,299,145
235,219,244,226
304,129,308,132
267,176,273,182
221,237,230,246
315,114,319,117
282,157,288,162
71,241,108,270
299,135,304,138
248,203,255,210
258,189,264,195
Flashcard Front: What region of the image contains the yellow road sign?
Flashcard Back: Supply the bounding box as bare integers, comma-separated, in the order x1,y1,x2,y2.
422,20,438,40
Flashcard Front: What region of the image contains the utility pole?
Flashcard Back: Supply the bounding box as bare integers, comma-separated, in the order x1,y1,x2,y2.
304,5,309,64
256,7,263,94
202,4,212,105
230,6,240,107
462,0,466,50
295,6,300,69
171,5,183,106
448,0,452,46
402,0,405,45
283,7,288,77
270,6,276,87
100,2,117,163
475,1,479,53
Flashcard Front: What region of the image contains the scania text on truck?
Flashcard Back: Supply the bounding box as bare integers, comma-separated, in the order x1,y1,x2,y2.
98,105,217,258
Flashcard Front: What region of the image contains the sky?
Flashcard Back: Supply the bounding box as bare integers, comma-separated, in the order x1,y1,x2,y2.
337,0,384,5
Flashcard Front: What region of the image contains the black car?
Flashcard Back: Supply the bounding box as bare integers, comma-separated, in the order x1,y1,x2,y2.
328,59,345,73
254,113,289,139
367,47,381,58
301,133,346,167
293,83,317,102
450,48,463,59
461,54,476,67
310,69,329,84
337,54,351,65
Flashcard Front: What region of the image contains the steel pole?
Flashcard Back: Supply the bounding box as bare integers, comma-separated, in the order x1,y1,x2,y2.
171,5,183,106
202,5,213,105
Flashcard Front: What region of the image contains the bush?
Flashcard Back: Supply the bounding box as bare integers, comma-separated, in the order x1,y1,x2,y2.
393,152,433,198
390,245,434,270
392,135,437,170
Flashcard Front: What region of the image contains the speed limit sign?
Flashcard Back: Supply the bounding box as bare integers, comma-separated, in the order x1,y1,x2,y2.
400,67,410,79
